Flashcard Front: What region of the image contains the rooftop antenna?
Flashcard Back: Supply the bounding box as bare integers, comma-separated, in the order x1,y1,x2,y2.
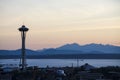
23,22,24,25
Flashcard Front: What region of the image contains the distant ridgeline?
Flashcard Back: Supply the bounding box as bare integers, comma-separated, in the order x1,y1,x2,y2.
0,43,120,59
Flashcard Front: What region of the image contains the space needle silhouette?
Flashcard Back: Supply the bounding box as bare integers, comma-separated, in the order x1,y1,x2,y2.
18,25,29,70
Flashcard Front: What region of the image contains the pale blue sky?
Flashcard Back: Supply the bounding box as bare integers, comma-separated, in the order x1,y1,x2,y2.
0,0,120,50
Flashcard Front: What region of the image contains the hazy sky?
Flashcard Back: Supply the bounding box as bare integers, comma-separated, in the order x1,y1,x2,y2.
0,0,120,50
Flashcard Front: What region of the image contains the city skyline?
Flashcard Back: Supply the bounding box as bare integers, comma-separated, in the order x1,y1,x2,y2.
0,0,120,50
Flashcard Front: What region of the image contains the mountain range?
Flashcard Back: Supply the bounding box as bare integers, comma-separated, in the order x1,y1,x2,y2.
0,43,120,56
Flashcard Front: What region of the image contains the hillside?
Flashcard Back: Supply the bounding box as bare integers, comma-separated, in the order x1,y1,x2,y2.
0,43,120,58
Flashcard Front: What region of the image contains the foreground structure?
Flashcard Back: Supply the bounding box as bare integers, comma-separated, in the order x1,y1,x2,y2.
0,65,120,80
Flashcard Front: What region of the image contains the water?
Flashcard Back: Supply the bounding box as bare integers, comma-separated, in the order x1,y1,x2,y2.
0,59,120,68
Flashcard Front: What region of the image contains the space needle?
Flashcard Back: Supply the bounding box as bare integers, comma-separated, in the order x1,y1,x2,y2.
18,25,29,70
